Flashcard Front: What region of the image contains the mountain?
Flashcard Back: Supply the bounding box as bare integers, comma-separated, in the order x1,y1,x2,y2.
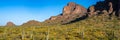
1,11,120,40
45,2,87,25
6,21,15,26
9,0,120,26
1,0,120,40
22,20,41,26
45,0,120,25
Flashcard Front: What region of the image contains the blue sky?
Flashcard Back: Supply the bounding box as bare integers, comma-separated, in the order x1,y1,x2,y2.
0,0,103,26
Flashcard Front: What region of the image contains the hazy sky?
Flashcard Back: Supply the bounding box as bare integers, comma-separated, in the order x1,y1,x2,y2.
0,0,103,26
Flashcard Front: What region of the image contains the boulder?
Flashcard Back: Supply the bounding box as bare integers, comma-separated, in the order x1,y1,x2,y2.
89,6,95,12
88,6,97,17
63,6,73,15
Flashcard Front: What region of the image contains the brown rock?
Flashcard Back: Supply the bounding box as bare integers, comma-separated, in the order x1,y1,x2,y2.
63,2,76,15
63,6,73,15
94,0,119,17
67,2,76,7
110,11,116,20
108,2,113,14
6,21,15,26
63,2,87,15
72,5,87,14
88,12,97,17
105,0,119,11
89,6,95,12
88,6,97,17
112,11,116,16
46,2,87,24
49,16,58,20
102,10,109,15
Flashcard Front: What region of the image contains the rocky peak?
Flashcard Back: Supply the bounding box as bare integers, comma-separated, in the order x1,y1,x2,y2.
72,4,87,14
91,0,120,17
46,2,87,24
63,2,87,15
63,2,76,15
46,0,120,25
67,2,76,7
6,21,15,26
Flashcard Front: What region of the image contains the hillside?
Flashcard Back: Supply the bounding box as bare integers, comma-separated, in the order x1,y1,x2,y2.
0,0,120,40
0,14,120,40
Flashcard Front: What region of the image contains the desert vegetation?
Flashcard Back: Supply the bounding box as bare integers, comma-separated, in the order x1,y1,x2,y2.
0,14,120,40
0,0,120,40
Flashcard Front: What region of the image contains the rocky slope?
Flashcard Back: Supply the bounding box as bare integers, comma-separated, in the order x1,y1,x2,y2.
45,0,120,25
45,2,87,24
1,0,120,40
92,0,120,18
22,0,120,26
1,13,120,40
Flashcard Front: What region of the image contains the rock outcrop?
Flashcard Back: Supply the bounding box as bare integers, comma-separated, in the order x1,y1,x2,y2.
6,21,15,26
45,2,87,24
63,2,87,15
6,0,120,26
88,6,98,17
102,10,109,16
90,0,120,17
104,0,120,18
87,0,120,18
108,2,113,14
63,2,76,15
45,0,120,25
28,0,120,26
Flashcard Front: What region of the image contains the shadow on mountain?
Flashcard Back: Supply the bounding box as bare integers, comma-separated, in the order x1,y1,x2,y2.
62,14,88,25
94,0,119,16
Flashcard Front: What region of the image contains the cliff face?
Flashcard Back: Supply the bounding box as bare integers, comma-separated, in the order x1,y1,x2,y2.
19,0,120,26
107,0,120,17
105,0,119,10
104,0,120,17
63,2,87,15
45,2,87,24
118,0,120,18
92,0,120,17
45,0,120,25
